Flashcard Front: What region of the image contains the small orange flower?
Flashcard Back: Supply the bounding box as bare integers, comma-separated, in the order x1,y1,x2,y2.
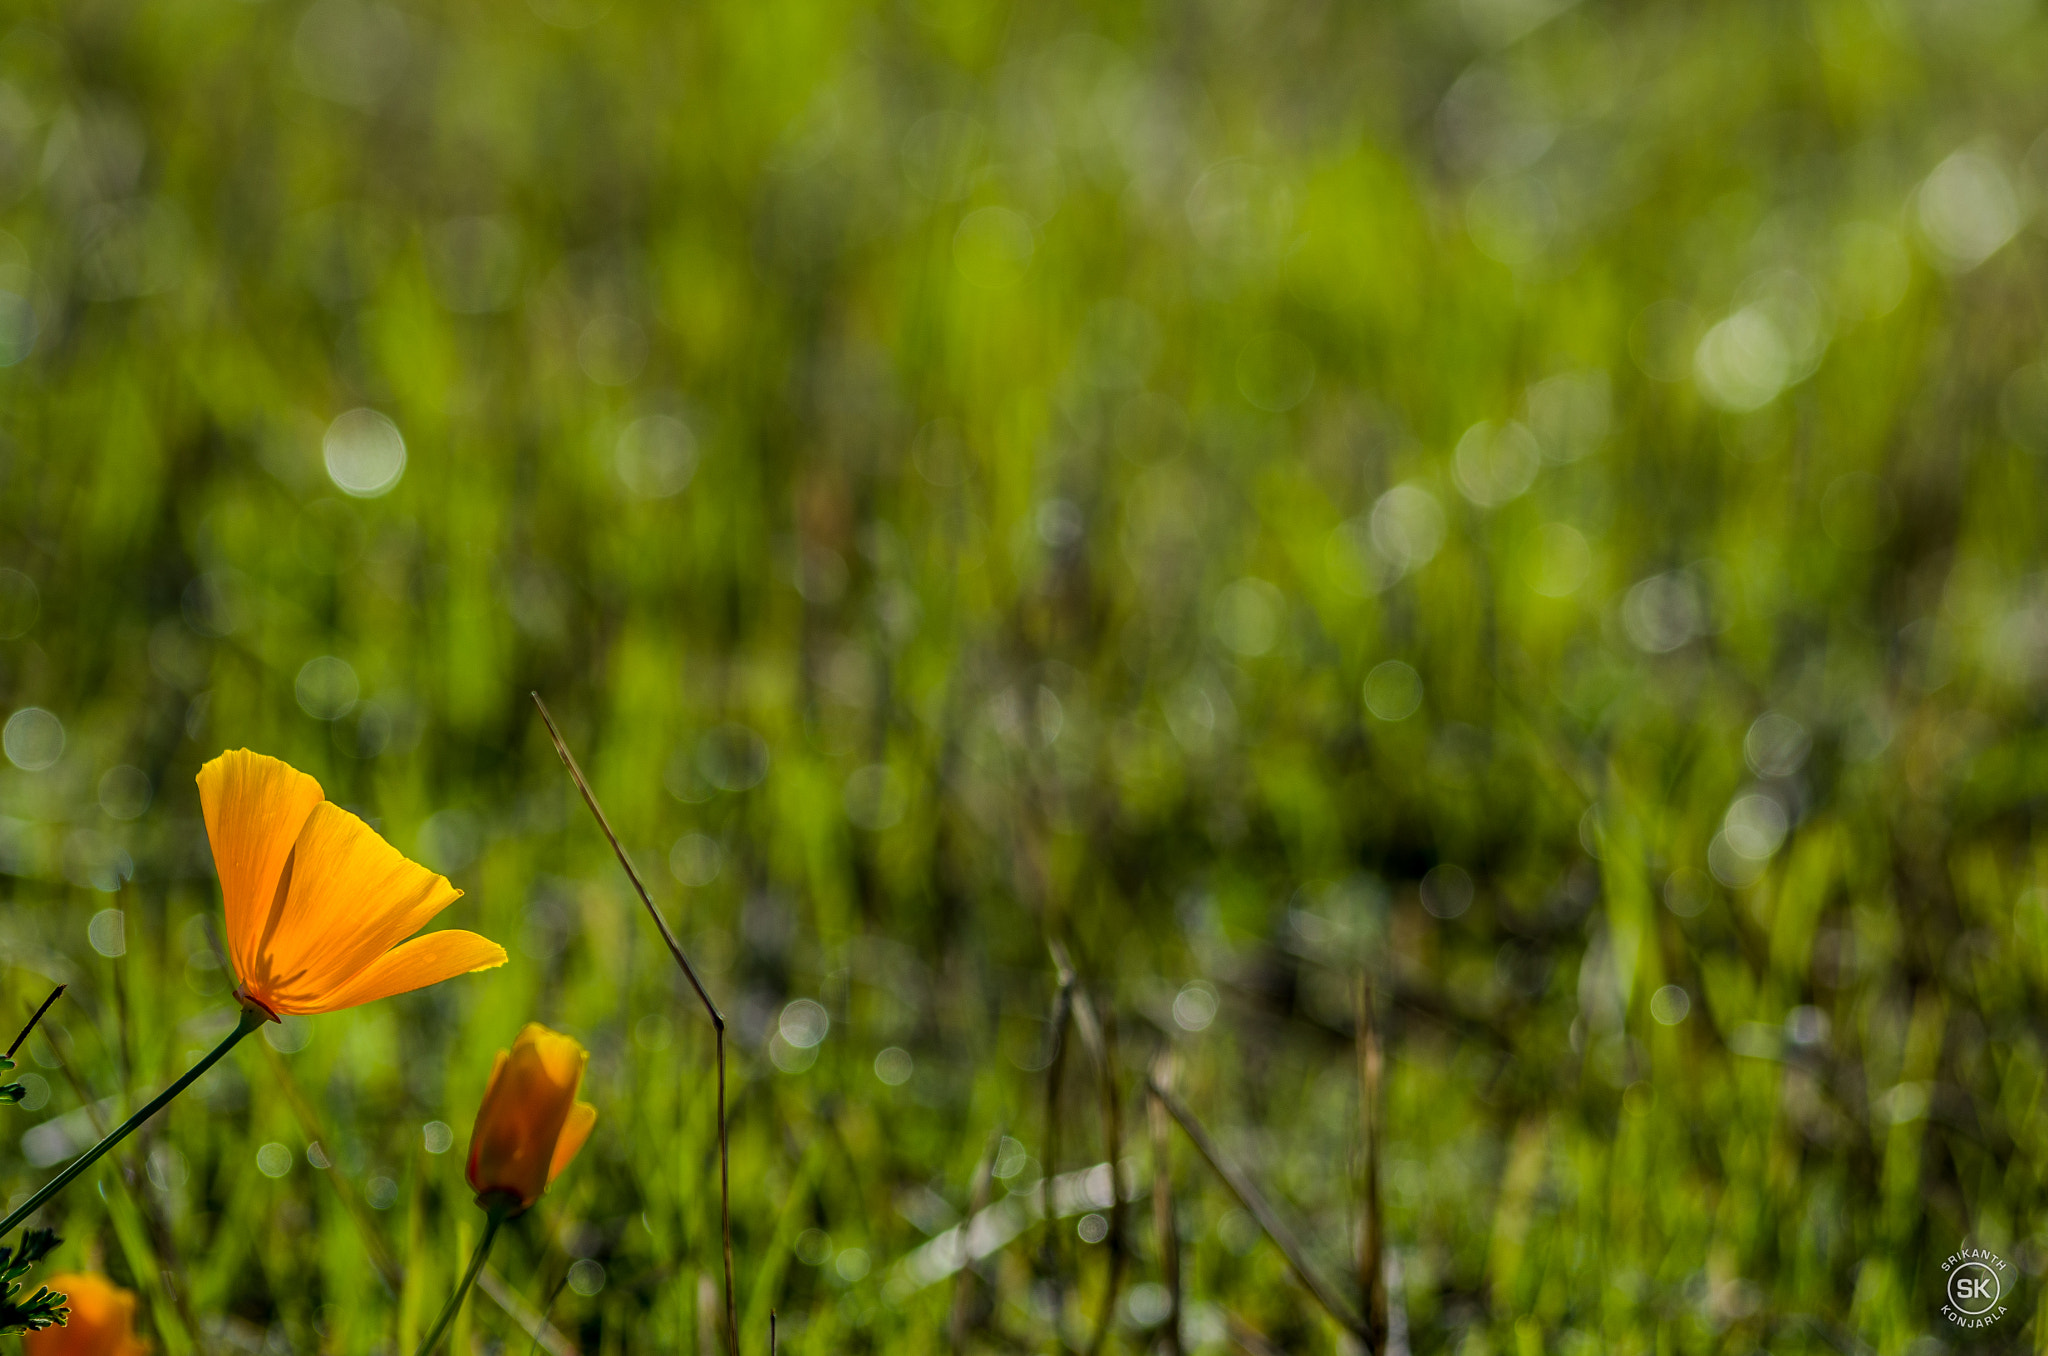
466,1023,598,1211
25,1274,149,1356
198,750,507,1017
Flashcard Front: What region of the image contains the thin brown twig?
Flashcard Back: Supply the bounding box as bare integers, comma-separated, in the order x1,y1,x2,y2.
1146,1074,1368,1339
1356,972,1388,1355
949,1123,1005,1351
1147,1052,1182,1356
1049,942,1126,1356
8,985,64,1060
1039,972,1075,1339
1084,1001,1125,1356
533,693,739,1356
531,695,725,1024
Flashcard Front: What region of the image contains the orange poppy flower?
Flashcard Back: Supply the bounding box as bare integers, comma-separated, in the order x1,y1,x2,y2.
466,1023,598,1211
24,1273,149,1356
198,749,506,1018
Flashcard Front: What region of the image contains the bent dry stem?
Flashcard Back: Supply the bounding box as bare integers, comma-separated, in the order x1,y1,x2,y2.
0,1004,266,1239
1355,972,1388,1355
532,692,738,1356
1147,1054,1183,1356
1147,1073,1368,1339
1048,941,1126,1356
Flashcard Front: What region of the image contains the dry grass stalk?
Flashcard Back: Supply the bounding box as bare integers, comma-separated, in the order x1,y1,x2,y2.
948,1124,1005,1350
1048,942,1126,1356
532,693,738,1356
1145,1074,1368,1339
1355,972,1388,1354
1038,971,1075,1339
1147,1051,1183,1356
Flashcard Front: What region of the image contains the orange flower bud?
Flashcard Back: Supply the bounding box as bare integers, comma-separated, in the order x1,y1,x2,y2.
465,1023,598,1211
25,1274,149,1356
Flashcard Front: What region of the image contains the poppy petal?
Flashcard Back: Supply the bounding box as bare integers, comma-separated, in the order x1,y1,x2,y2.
246,802,463,1007
466,1048,512,1193
480,1048,511,1104
520,1022,590,1091
548,1101,598,1186
197,750,324,984
293,929,507,1015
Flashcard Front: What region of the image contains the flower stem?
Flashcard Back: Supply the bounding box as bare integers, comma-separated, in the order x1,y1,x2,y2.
0,1003,266,1240
415,1200,511,1356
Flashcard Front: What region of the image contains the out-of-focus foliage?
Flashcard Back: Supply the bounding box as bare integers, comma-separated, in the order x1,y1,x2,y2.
2,0,2048,1350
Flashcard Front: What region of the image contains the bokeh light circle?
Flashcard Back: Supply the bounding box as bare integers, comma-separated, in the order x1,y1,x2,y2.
3,707,64,770
323,408,407,497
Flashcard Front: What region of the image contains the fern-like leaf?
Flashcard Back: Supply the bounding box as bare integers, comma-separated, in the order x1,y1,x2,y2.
0,1228,68,1335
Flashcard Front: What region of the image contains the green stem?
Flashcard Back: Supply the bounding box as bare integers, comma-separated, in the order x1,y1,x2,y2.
415,1201,511,1356
0,1004,266,1240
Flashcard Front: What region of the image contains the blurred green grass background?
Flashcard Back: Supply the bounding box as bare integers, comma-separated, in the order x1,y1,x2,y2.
3,0,2048,1349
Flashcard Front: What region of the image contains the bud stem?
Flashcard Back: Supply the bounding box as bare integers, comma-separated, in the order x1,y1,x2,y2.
0,1003,266,1241
415,1198,513,1356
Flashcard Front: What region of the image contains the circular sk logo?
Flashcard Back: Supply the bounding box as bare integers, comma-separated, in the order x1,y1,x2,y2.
1941,1248,2012,1329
